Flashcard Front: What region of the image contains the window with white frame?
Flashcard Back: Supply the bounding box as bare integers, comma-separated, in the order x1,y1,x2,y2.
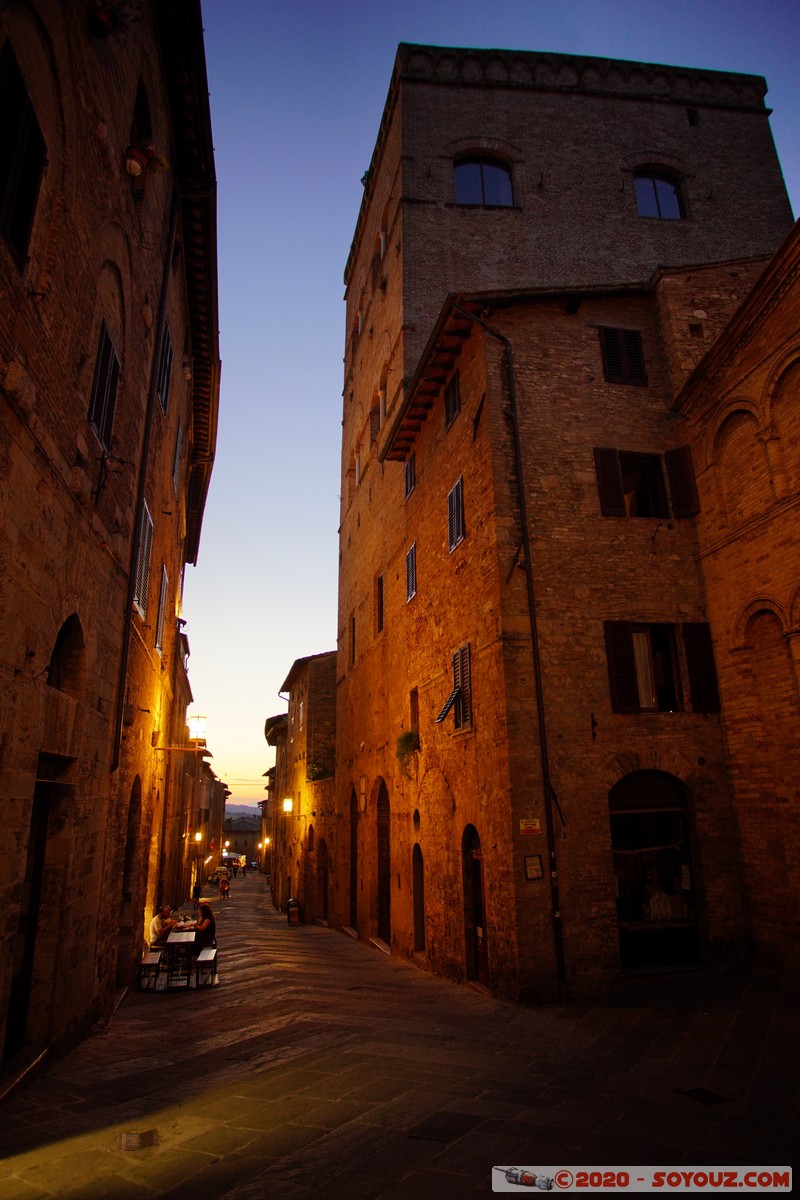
134,501,154,617
155,565,169,652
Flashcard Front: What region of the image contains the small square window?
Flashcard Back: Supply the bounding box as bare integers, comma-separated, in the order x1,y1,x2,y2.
598,327,647,386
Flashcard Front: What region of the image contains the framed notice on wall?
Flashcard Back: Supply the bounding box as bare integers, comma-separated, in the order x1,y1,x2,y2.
525,854,543,880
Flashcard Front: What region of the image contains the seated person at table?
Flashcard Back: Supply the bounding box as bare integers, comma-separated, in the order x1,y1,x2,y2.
193,902,216,954
149,904,176,947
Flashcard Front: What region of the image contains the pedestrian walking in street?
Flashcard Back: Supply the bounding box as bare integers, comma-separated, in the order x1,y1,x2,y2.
219,876,230,901
192,880,202,910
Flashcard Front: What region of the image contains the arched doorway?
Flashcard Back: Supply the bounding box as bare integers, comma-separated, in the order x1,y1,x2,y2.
462,825,488,984
609,771,701,969
4,752,75,1062
349,788,358,929
412,843,426,953
376,780,391,943
318,839,329,921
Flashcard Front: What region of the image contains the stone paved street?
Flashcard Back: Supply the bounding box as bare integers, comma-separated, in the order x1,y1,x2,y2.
0,875,796,1198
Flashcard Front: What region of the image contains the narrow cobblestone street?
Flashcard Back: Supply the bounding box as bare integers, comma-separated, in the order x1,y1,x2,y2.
0,875,795,1199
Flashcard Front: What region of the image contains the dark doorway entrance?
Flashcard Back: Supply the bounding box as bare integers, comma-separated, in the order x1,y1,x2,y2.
412,843,425,952
462,825,489,984
609,771,702,969
4,755,72,1062
349,788,358,929
317,839,329,920
376,780,391,943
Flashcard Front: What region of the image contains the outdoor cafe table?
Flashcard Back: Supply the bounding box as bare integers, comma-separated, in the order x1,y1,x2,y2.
164,928,196,988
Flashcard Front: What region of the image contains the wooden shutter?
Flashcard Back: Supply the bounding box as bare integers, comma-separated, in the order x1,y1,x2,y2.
682,622,720,713
664,445,700,518
406,544,417,601
448,477,465,551
157,325,173,415
134,503,154,617
453,644,471,726
603,621,640,712
594,448,626,516
599,327,647,385
89,323,120,450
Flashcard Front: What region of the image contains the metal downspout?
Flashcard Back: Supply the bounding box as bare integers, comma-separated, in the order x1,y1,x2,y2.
111,187,181,771
451,300,567,996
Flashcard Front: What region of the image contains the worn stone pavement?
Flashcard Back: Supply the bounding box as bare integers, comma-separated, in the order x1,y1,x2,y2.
0,875,796,1198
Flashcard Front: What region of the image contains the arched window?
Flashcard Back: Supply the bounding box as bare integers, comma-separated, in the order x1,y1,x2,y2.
46,614,85,698
454,156,513,207
633,170,684,220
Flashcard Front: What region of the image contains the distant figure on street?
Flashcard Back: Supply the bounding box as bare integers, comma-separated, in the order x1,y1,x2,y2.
232,863,239,878
192,881,202,910
241,863,247,879
219,875,230,901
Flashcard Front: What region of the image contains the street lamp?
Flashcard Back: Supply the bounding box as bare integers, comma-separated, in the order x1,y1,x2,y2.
282,798,293,813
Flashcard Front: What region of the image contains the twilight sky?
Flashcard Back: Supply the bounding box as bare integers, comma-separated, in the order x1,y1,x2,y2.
182,0,800,805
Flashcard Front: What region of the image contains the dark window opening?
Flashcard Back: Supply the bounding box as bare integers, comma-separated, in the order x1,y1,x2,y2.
604,622,682,713
405,452,416,499
595,446,699,519
598,326,647,386
0,42,46,266
633,171,684,220
376,573,384,634
454,157,513,207
88,322,121,452
445,371,461,428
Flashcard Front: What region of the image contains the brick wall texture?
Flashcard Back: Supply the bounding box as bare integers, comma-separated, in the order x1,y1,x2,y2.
322,44,798,999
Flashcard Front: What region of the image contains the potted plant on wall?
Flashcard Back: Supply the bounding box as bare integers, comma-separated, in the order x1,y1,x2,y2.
396,728,421,778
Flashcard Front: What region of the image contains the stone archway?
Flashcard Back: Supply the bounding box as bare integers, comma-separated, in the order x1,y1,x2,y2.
609,770,701,969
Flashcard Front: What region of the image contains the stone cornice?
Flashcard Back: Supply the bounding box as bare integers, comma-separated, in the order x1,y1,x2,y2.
397,43,768,111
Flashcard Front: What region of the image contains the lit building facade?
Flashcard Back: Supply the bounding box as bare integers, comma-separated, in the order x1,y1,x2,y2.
0,0,219,1062
334,45,794,998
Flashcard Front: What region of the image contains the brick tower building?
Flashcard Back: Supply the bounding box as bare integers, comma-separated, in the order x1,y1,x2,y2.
334,45,794,999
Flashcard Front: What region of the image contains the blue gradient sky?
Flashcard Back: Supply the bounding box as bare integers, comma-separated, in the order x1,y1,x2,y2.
183,0,800,805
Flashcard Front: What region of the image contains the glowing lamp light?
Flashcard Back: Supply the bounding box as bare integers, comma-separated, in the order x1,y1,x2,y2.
194,831,202,843
188,714,207,742
282,798,293,813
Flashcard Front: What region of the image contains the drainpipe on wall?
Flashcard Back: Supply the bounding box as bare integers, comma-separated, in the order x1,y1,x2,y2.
111,187,181,771
451,299,567,997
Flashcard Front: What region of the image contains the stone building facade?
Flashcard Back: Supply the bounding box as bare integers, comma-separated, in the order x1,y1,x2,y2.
266,653,337,920
673,221,800,973
0,0,218,1065
334,44,794,998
